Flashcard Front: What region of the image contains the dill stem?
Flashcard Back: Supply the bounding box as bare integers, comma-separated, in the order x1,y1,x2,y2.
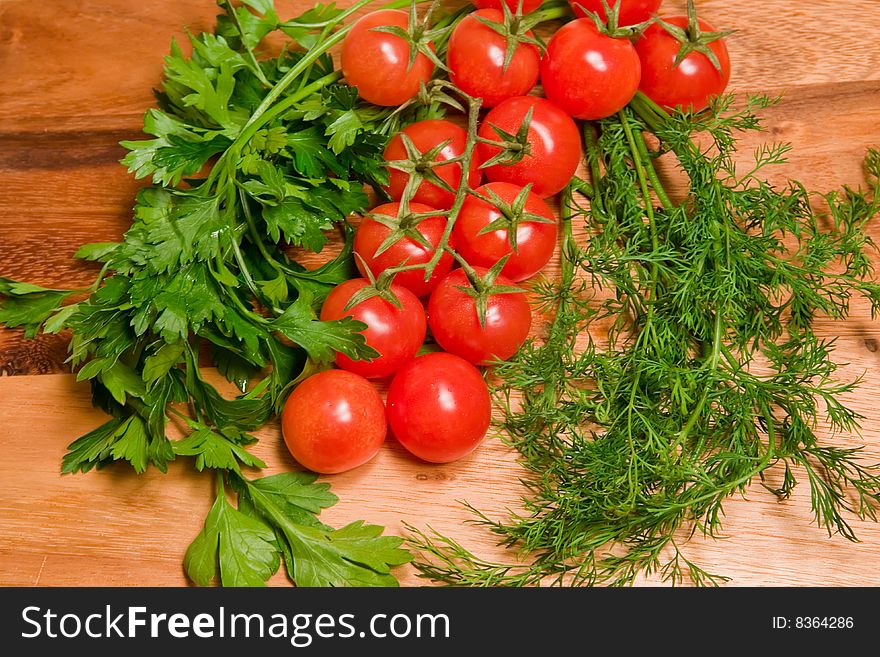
671,296,726,453
628,91,670,134
552,184,577,341
558,185,576,294
619,109,661,339
583,124,606,217
634,130,674,211
619,109,659,255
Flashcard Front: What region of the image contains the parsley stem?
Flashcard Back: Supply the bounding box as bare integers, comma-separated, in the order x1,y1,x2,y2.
237,0,371,138
238,187,285,276
237,70,344,153
238,0,434,146
220,0,271,86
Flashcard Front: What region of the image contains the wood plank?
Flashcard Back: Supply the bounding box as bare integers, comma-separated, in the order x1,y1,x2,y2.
2,352,880,587
2,0,880,587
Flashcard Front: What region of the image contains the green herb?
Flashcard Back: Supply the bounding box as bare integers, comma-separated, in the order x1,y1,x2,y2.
186,472,411,587
0,0,438,586
408,93,880,586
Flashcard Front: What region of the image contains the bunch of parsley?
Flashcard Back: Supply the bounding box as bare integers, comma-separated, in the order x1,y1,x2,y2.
0,0,438,586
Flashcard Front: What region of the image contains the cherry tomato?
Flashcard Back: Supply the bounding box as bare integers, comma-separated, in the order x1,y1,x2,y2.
428,267,532,365
386,352,492,463
320,278,426,379
636,16,731,112
540,19,641,120
281,369,386,474
476,96,581,198
447,9,540,109
569,0,661,26
354,202,455,297
471,0,543,13
341,10,434,107
453,182,557,282
384,119,482,209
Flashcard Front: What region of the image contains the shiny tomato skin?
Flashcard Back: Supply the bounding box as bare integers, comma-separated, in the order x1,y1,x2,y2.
341,10,434,107
540,19,641,120
384,120,482,209
320,278,426,379
354,202,455,297
471,0,543,13
386,352,492,463
476,96,581,198
453,182,557,282
427,268,532,365
281,369,386,474
636,16,731,112
447,9,540,109
569,0,661,25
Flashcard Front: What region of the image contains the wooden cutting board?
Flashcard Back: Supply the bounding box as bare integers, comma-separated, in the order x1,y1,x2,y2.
2,0,880,587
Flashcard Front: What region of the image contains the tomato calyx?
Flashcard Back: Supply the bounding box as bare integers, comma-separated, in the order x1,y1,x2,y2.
478,105,534,168
452,254,525,327
414,79,466,113
385,132,459,200
369,2,449,73
365,205,440,257
472,3,545,73
654,0,733,72
344,257,408,311
473,183,555,253
572,0,652,38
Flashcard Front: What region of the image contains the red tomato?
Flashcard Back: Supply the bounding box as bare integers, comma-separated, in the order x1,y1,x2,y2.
568,0,661,25
354,202,455,297
476,96,581,198
471,0,543,13
384,120,482,209
386,352,491,463
320,278,426,379
427,267,532,365
636,16,731,112
453,182,557,282
281,369,386,474
540,19,641,120
341,10,434,107
447,9,540,109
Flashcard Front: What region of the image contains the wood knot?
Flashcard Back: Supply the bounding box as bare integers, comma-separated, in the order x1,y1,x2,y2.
865,338,878,353
0,333,69,375
415,471,453,482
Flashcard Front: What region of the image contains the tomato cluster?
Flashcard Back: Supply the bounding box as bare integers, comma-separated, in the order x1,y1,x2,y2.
282,0,732,475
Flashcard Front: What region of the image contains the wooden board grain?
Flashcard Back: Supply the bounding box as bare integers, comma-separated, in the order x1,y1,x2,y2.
2,0,880,587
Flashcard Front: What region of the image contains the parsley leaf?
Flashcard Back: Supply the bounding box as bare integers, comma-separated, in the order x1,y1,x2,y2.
272,289,379,364
173,420,266,472
142,341,185,386
0,278,76,338
62,415,173,475
240,474,413,587
121,109,230,186
184,477,280,587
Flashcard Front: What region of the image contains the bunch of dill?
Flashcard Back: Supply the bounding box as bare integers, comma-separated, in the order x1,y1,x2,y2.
409,95,880,586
